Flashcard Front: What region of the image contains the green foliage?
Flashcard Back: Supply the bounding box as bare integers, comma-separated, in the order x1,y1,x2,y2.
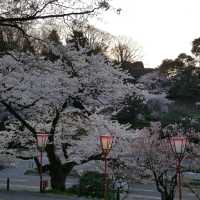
191,113,200,120
160,49,199,101
24,168,38,175
132,113,152,129
67,171,120,199
158,53,193,77
159,109,188,127
158,59,181,76
158,99,200,131
68,30,88,50
160,108,200,133
0,40,17,52
47,29,61,44
0,28,34,53
192,37,200,56
113,93,151,129
79,171,105,198
168,66,200,100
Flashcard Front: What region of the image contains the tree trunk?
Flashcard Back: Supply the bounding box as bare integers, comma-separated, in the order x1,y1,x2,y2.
49,161,76,191
161,192,174,200
46,144,67,191
0,100,77,191
50,168,66,191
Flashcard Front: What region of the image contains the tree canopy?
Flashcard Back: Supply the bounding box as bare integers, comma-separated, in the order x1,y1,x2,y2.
0,0,111,32
0,38,138,190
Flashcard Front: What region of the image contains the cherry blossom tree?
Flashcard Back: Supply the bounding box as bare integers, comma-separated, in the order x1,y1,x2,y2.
0,0,112,33
0,41,137,190
125,123,177,200
125,122,200,200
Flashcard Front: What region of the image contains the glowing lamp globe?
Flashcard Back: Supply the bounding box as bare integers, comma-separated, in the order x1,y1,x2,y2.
170,136,187,154
36,132,48,150
100,135,112,155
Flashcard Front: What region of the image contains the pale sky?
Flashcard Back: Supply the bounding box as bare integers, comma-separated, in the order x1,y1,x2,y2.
92,0,200,68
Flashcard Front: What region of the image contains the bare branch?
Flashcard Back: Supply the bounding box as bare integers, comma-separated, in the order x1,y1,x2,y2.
0,99,37,136
0,6,101,24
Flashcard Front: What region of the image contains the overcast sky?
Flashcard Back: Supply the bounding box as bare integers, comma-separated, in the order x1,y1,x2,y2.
92,0,200,68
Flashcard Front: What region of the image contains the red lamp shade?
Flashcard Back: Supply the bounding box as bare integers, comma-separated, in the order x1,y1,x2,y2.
170,136,187,154
100,135,112,154
36,132,48,150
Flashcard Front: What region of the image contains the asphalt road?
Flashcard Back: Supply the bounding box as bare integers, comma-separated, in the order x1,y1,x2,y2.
0,190,89,200
0,160,199,200
0,176,78,191
0,178,198,200
128,183,197,200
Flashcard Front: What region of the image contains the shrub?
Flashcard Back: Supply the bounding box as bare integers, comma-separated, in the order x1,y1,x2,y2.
79,171,105,198
66,171,125,199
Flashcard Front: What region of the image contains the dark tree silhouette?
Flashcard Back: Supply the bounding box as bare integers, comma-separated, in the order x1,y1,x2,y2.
0,0,111,34
47,29,61,44
158,53,194,76
111,37,142,63
192,37,200,56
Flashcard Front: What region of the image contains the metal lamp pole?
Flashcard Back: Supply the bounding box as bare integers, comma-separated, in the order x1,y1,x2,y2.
36,132,48,193
103,151,108,200
100,135,113,200
177,157,182,200
169,136,187,200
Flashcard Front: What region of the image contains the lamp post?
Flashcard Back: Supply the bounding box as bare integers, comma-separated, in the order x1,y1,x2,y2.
100,135,113,200
169,136,187,200
36,132,48,193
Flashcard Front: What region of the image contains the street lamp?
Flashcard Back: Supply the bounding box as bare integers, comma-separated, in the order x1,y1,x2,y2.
36,132,48,193
169,136,187,200
100,135,113,200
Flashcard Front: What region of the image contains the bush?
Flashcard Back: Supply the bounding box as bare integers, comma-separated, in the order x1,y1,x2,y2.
160,111,185,127
67,171,113,198
66,171,125,199
79,171,105,198
24,168,39,175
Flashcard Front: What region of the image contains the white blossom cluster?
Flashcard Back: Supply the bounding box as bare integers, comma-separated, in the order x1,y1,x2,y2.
0,42,137,163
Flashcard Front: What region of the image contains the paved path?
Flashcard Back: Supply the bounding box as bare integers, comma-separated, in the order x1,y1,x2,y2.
127,183,197,200
0,160,199,200
0,190,90,200
0,189,197,200
0,183,198,200
0,177,198,199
